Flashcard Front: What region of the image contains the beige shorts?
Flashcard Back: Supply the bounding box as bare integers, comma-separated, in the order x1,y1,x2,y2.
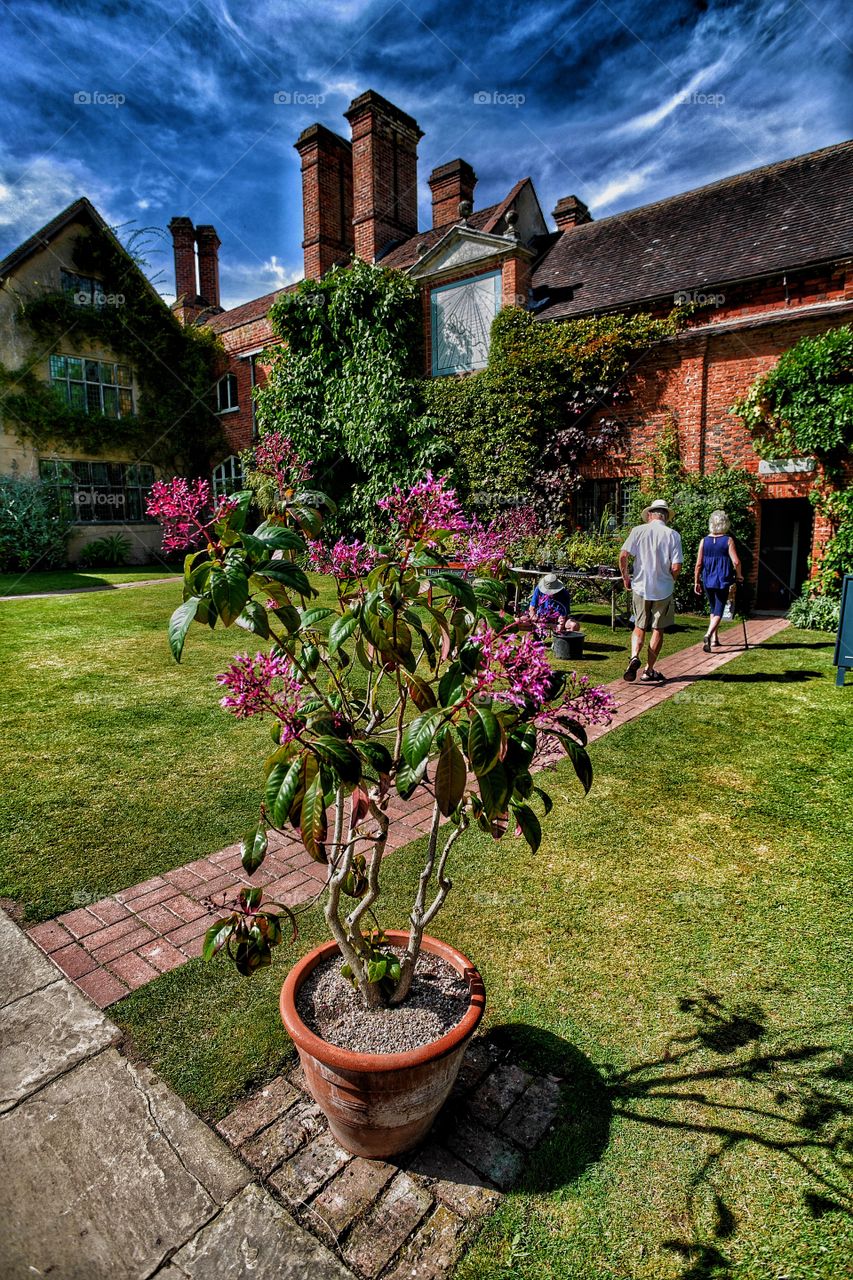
632,592,675,631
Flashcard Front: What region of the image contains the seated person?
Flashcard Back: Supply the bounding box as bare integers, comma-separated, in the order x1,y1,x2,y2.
528,574,577,634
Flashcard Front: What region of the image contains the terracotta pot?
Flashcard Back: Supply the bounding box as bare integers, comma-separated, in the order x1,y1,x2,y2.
280,931,486,1159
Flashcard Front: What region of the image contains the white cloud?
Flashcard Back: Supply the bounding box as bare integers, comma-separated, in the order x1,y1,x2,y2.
615,58,729,137
0,146,123,248
218,254,302,309
586,165,657,211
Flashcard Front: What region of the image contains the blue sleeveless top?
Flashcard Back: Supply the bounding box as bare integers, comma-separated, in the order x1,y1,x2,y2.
702,535,734,589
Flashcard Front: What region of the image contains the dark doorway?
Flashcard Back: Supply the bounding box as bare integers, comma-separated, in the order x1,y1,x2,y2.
756,498,813,610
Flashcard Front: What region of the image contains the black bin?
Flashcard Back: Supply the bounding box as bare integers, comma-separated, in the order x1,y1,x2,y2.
552,632,584,661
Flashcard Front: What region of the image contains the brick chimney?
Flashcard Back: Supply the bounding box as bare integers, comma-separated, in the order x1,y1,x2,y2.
428,159,477,229
168,216,197,302
552,196,592,231
344,90,423,261
195,224,221,310
295,123,354,279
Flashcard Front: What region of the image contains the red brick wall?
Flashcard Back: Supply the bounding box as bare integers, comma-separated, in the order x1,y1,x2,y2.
346,93,421,262
296,125,354,279
214,315,280,456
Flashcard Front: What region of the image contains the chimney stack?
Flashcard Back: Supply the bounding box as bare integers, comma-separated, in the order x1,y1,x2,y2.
345,90,423,261
428,159,477,229
168,216,197,302
195,224,221,309
295,123,354,279
552,195,592,232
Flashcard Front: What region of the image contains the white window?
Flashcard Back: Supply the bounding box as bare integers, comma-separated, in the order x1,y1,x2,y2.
430,271,502,376
212,455,242,498
216,373,239,413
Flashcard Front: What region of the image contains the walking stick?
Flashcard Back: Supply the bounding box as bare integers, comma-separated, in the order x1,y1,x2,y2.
731,583,748,649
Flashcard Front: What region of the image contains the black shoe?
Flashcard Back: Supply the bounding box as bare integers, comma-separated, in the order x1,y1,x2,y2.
702,636,712,654
623,656,641,682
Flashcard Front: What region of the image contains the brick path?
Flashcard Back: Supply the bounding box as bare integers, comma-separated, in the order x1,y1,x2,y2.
27,618,788,1006
214,1033,561,1280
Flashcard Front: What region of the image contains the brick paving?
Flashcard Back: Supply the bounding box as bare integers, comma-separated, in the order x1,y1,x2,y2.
26,618,788,1005
215,1033,561,1280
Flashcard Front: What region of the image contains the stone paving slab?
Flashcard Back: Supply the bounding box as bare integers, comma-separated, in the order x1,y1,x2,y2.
216,1032,564,1280
24,618,789,1006
0,907,354,1280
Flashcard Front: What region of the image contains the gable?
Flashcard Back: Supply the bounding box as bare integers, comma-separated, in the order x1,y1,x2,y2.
407,226,526,281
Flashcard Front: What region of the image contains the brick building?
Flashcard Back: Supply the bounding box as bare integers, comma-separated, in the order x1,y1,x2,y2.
170,90,853,608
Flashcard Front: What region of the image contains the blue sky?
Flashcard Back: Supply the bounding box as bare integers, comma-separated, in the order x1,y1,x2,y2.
2,0,851,309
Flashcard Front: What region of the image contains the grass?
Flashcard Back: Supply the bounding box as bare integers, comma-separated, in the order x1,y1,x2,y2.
113,628,852,1280
0,576,714,922
0,565,183,595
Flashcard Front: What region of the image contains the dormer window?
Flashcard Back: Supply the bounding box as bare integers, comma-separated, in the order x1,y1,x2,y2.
430,271,501,376
61,270,108,307
216,372,239,413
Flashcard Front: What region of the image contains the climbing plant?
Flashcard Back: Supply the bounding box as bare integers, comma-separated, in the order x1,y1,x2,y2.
2,226,224,473
731,324,853,595
424,306,682,523
253,259,442,537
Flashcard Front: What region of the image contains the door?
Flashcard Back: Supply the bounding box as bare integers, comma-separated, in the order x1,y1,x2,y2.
756,498,813,610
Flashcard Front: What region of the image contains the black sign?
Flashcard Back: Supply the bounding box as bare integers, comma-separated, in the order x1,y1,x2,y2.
833,573,853,687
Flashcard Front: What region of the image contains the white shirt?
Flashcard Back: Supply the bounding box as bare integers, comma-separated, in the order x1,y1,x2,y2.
621,520,683,600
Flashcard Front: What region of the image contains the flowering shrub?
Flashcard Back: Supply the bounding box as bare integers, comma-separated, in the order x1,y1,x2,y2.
155,459,613,1009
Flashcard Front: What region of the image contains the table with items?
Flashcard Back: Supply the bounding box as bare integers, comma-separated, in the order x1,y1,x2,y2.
511,567,628,631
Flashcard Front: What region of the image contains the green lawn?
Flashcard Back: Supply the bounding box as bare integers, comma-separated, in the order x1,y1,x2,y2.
0,578,714,922
114,628,852,1280
0,566,182,595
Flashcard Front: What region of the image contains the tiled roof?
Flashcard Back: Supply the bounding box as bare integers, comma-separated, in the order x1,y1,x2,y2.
205,283,300,334
531,140,853,320
379,200,508,270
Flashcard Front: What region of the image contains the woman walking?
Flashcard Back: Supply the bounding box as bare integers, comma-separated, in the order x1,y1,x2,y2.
694,510,743,653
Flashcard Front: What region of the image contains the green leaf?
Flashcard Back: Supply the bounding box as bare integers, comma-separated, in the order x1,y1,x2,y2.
235,599,271,638
405,673,438,710
240,822,268,874
313,737,362,784
435,733,467,816
329,610,359,653
402,710,440,770
300,772,327,862
438,662,465,709
467,705,502,776
209,561,250,626
561,738,594,795
168,597,199,663
478,760,509,820
224,489,253,532
300,606,336,629
532,786,554,816
367,957,388,984
513,803,542,853
429,573,478,611
356,740,393,775
396,756,428,799
257,561,313,596
266,758,303,827
239,885,264,911
202,918,235,961
253,521,305,552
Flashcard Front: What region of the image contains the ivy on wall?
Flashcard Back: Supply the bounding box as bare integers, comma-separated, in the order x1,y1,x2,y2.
424,306,682,522
2,228,224,473
731,324,853,595
253,259,441,536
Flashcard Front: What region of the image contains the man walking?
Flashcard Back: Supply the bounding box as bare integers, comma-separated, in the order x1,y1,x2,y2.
619,499,683,683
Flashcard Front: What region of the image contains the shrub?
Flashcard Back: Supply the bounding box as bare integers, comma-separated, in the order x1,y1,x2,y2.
0,474,70,571
77,534,132,569
787,592,841,631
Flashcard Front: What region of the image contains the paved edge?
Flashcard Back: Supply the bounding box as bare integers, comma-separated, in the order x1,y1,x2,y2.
27,618,790,1005
0,907,354,1280
0,574,182,602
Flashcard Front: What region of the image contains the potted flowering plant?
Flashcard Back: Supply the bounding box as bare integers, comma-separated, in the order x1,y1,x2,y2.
148,435,614,1157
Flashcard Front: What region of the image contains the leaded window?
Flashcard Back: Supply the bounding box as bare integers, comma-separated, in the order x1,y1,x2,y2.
39,459,155,524
49,354,133,418
212,454,243,498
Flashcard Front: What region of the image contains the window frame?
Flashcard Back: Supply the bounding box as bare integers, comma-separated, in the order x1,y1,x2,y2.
211,454,243,498
39,459,156,525
49,353,134,419
216,372,239,414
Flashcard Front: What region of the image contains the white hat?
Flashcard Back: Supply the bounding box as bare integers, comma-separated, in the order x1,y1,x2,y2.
643,498,670,517
538,573,566,595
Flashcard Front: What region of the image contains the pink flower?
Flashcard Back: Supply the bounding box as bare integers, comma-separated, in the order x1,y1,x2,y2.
307,538,378,579
146,477,237,552
378,473,469,546
470,625,554,708
537,671,616,729
454,521,510,574
217,651,304,740
251,432,311,498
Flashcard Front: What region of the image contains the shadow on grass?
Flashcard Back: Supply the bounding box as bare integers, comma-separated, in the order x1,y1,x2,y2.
492,992,852,1279
667,670,824,687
